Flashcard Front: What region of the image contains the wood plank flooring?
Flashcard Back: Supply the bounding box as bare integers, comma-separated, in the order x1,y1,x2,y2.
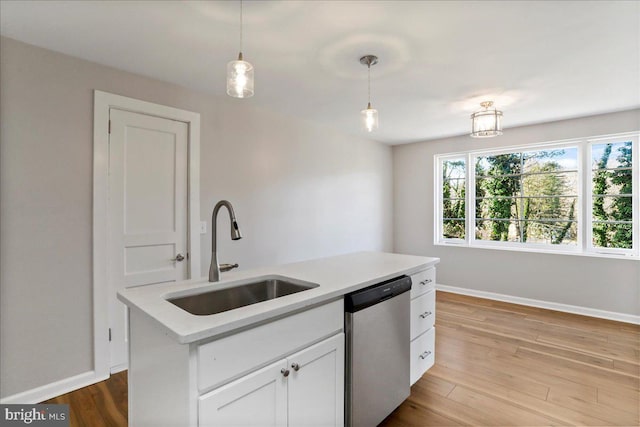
45,291,639,426
381,292,640,427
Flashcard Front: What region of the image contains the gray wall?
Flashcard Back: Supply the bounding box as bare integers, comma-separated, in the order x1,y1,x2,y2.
0,37,393,398
394,109,640,316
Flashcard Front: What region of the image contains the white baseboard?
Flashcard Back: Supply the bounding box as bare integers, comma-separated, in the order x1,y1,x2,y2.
436,284,640,325
0,370,108,404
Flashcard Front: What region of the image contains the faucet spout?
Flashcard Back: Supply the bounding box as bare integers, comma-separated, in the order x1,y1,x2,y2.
209,200,242,282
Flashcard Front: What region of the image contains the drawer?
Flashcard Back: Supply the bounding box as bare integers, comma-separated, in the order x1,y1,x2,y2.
410,290,435,339
410,268,435,299
197,299,343,392
410,327,435,386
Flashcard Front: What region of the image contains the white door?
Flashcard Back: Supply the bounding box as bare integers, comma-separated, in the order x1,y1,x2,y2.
199,359,288,427
288,334,345,427
108,108,189,372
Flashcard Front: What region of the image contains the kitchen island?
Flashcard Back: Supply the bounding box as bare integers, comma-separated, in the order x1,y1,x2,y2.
118,251,439,426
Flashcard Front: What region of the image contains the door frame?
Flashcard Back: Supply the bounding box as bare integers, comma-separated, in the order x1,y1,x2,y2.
93,90,201,380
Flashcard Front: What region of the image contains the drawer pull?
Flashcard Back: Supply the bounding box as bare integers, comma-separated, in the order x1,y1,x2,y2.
419,311,433,319
291,363,300,372
420,279,433,286
419,351,432,360
281,368,290,377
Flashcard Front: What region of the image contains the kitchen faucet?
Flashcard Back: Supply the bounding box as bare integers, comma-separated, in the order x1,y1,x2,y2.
209,200,242,282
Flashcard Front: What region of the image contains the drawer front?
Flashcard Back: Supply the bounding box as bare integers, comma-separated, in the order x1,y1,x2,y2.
410,290,435,339
410,268,435,299
197,299,343,392
410,327,435,386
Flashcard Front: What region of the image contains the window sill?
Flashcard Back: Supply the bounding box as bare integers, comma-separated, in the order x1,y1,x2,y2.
435,241,640,261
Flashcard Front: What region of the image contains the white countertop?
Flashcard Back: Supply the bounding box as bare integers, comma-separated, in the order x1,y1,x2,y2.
118,251,439,344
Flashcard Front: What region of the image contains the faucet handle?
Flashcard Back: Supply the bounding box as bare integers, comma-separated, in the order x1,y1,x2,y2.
219,263,239,272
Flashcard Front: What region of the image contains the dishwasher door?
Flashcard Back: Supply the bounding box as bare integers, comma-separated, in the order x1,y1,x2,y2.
345,276,411,427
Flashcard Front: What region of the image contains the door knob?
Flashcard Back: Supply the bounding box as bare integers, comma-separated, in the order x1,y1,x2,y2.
291,363,300,372
171,254,185,262
281,368,290,377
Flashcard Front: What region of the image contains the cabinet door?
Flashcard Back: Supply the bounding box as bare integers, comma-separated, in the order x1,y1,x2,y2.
287,334,345,427
199,359,288,427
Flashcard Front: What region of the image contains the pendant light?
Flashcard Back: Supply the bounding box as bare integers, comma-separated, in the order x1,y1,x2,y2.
227,0,254,98
470,101,503,137
360,55,379,132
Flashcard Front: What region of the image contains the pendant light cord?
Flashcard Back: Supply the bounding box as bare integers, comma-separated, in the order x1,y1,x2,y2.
367,63,372,108
240,0,243,54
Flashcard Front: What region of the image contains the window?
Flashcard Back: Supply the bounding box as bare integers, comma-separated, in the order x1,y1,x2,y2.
475,147,579,246
588,138,636,253
435,133,639,257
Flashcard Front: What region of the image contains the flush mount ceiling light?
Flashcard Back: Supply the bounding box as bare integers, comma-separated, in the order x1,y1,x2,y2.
470,101,503,138
227,0,254,98
360,55,379,132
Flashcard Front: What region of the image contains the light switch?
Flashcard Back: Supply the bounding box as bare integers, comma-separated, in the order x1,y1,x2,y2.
200,221,207,234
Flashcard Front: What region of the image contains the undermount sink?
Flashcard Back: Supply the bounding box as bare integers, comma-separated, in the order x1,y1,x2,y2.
167,276,319,316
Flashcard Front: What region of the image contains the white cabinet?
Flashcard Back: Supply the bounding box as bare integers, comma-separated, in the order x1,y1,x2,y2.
199,334,344,427
288,334,344,426
199,359,288,427
128,299,344,427
409,268,436,385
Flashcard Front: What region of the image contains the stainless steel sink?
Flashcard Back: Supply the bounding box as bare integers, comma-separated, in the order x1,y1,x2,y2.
167,276,319,316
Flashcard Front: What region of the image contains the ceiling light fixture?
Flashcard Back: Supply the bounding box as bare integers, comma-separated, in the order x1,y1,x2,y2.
470,101,503,138
360,55,379,132
227,0,254,98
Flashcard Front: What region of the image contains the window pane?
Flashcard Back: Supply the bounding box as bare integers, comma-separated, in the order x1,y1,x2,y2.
524,148,578,172
592,223,633,249
476,176,521,197
592,141,632,170
523,196,578,222
592,195,633,221
476,153,522,177
590,141,633,250
443,180,465,200
522,172,578,197
441,158,466,240
476,197,518,221
523,220,578,245
592,169,633,196
474,146,580,246
443,219,465,239
475,219,519,242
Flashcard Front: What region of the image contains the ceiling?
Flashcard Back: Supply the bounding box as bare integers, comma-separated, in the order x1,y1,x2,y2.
1,1,638,145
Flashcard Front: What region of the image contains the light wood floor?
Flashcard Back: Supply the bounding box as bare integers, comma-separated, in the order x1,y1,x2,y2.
45,291,640,426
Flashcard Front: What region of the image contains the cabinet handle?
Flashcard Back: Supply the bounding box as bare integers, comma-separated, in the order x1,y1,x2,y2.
419,351,432,360
291,363,300,372
419,311,432,319
281,368,290,377
420,279,433,286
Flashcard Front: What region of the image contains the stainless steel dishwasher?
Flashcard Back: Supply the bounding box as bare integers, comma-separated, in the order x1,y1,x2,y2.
345,275,412,426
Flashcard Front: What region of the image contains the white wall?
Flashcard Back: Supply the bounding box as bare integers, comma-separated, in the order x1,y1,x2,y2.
394,109,640,317
0,37,393,399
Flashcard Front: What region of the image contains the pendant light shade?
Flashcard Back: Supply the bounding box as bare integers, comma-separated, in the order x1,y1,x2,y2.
471,101,503,138
227,53,254,98
227,0,254,98
360,55,379,132
361,103,379,133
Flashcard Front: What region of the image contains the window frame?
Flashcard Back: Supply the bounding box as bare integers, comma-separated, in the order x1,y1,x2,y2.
434,132,639,258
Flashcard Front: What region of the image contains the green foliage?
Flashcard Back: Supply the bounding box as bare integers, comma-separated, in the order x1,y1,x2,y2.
592,144,611,247
478,153,521,241
592,142,633,249
442,160,466,239
475,150,577,244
